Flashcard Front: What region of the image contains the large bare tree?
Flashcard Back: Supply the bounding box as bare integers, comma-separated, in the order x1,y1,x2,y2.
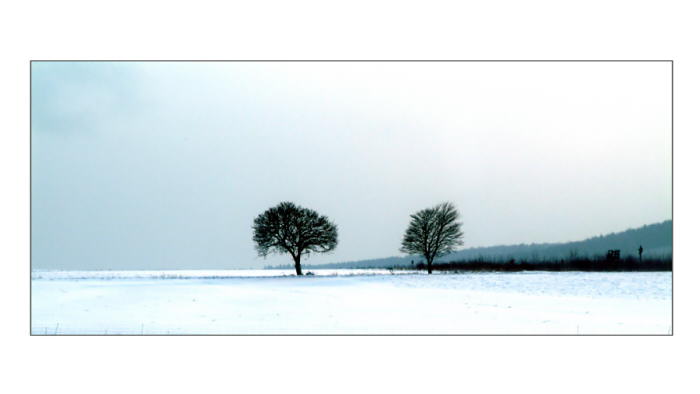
252,202,338,275
400,202,464,274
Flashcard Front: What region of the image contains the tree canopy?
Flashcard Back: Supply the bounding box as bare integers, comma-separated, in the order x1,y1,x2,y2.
252,201,338,275
400,202,464,273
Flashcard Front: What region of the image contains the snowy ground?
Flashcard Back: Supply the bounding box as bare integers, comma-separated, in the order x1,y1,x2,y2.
31,270,672,335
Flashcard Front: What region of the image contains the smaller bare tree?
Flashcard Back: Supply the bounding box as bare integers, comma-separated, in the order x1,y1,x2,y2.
252,202,338,275
400,202,464,274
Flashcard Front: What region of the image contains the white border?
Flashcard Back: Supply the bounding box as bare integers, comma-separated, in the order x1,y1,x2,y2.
2,1,698,393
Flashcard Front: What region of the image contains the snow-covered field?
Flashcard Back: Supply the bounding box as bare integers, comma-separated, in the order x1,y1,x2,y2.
31,270,672,335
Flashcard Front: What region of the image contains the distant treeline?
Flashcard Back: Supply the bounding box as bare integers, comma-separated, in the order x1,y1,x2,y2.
287,220,672,270
395,255,672,272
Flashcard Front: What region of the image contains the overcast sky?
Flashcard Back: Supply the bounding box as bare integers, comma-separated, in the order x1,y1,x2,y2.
31,62,672,270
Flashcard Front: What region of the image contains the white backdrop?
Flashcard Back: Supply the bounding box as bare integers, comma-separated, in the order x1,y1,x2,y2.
0,1,696,394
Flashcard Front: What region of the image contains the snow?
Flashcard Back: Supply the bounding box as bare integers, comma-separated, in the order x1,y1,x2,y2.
30,268,410,280
31,270,671,335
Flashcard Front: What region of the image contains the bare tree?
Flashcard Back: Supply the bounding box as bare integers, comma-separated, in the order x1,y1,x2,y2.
400,202,464,274
252,202,338,275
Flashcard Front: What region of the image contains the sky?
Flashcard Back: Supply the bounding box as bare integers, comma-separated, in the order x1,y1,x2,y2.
31,61,672,270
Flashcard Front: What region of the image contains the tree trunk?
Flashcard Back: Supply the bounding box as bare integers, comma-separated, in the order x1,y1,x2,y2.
294,255,302,276
427,256,433,274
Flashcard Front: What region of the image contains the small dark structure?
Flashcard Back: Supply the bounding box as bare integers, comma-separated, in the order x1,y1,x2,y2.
606,249,621,261
638,245,644,262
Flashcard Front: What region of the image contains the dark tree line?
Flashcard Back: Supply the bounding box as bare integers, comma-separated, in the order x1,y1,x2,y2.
415,255,671,272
